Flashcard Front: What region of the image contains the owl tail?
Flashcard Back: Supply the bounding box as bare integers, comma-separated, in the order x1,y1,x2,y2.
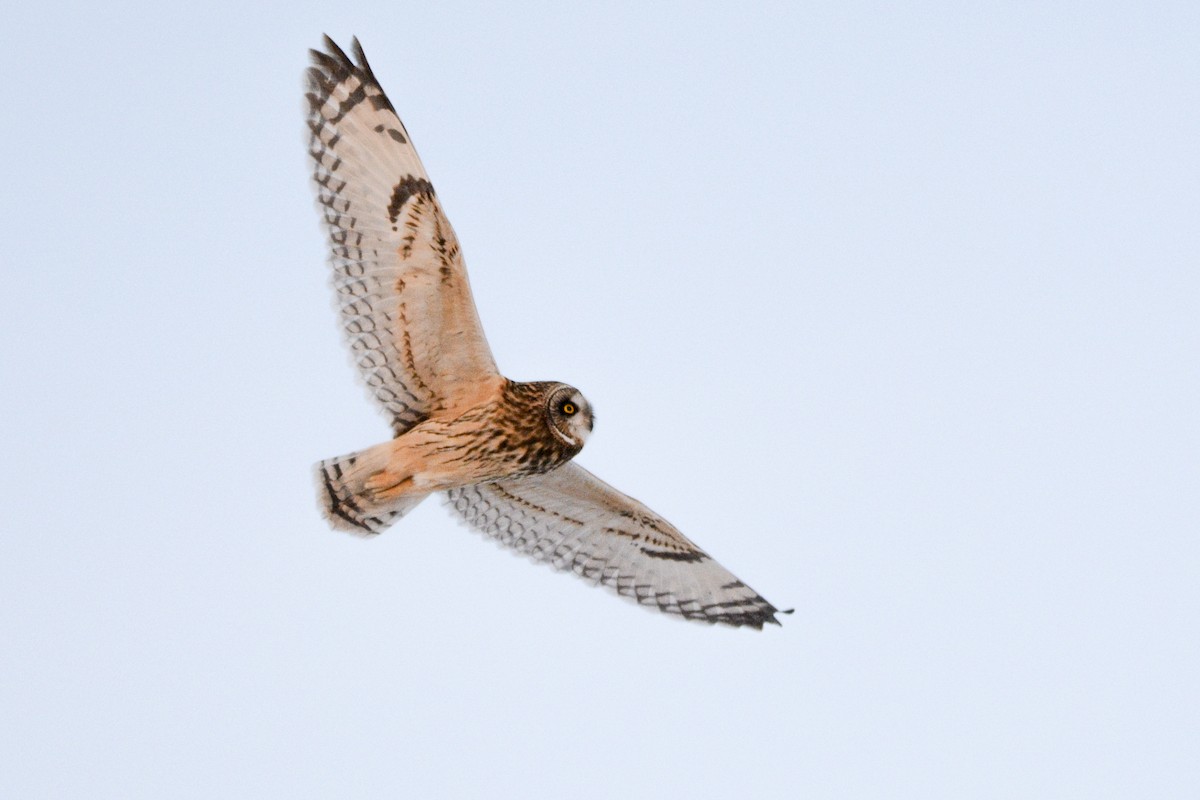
314,444,428,536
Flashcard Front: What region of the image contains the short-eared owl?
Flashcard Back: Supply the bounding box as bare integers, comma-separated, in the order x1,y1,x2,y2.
307,36,787,629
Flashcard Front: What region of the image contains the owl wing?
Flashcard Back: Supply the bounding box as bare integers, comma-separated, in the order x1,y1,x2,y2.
444,463,787,629
307,37,500,434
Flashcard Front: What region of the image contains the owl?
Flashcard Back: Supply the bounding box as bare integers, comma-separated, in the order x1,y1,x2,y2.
306,36,789,629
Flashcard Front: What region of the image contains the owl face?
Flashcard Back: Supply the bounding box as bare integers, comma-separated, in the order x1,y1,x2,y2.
545,384,593,448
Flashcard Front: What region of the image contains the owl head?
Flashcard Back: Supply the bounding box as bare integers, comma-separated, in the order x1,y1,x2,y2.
545,383,594,448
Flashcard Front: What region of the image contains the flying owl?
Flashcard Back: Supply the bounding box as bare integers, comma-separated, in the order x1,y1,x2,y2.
306,36,788,629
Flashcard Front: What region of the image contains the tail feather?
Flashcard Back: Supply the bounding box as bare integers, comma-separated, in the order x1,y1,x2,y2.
314,444,427,536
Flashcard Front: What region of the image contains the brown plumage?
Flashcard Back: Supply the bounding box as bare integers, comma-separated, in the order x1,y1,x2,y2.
307,36,788,629
318,379,591,534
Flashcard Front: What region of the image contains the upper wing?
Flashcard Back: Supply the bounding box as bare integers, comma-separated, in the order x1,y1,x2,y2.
444,463,788,629
306,37,500,434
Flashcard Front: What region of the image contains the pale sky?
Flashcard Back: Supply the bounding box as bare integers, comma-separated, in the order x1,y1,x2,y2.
2,2,1198,798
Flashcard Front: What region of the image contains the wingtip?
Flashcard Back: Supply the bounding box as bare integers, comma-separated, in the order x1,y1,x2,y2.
350,36,382,85
322,33,350,63
309,34,388,103
762,607,794,629
309,34,358,77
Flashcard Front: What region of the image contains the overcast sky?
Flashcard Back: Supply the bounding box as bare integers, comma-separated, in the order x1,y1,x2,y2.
2,2,1197,798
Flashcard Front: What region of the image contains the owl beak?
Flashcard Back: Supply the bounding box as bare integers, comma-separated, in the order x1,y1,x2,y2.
586,409,594,432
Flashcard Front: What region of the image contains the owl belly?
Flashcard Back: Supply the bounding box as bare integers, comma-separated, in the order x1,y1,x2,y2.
367,412,578,499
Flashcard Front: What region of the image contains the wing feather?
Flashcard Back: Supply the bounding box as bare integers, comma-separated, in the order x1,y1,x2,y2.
444,463,787,629
306,37,499,433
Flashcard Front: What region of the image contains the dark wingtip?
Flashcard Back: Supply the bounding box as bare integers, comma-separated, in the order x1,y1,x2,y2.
351,36,383,86
322,34,351,65
308,35,339,72
762,606,793,628
308,34,393,116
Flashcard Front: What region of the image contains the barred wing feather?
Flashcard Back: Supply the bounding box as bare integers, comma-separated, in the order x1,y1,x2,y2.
445,463,786,629
307,37,499,434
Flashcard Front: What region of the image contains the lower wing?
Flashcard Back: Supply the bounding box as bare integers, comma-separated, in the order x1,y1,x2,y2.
444,463,787,629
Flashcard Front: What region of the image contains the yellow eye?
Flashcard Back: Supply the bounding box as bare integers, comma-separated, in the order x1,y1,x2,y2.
562,402,576,415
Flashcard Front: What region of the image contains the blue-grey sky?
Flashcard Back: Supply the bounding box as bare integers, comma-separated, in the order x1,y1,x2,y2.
2,2,1197,797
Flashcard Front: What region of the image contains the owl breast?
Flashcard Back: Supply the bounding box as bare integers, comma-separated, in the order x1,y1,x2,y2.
413,380,581,489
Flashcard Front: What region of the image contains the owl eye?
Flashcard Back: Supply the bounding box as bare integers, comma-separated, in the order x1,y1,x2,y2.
561,402,577,416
